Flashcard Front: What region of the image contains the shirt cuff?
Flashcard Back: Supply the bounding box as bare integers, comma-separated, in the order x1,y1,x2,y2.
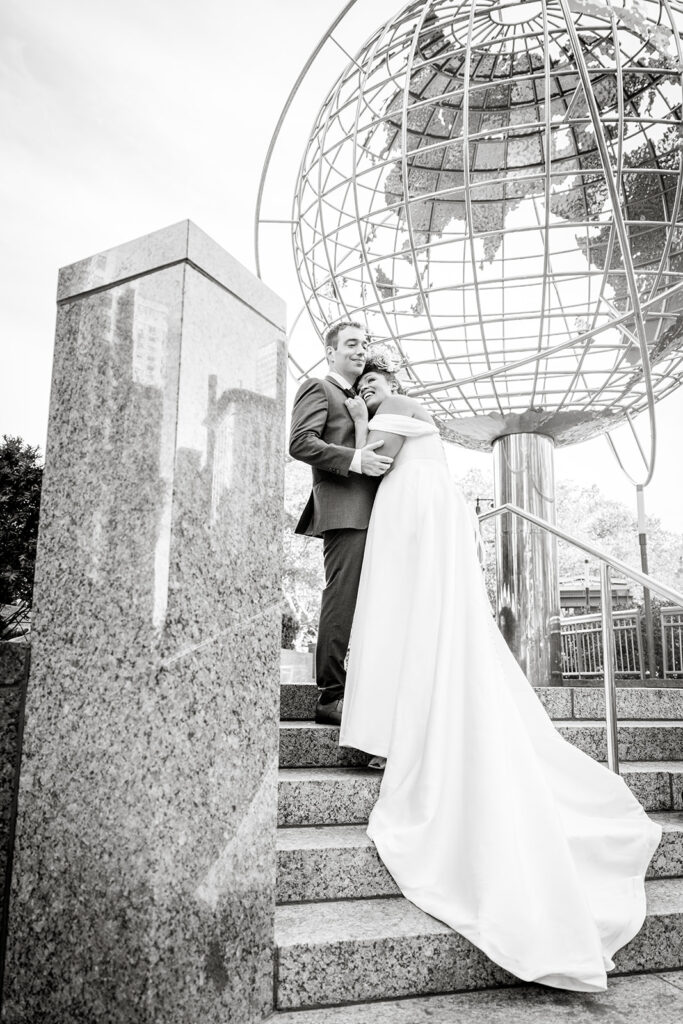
349,449,363,474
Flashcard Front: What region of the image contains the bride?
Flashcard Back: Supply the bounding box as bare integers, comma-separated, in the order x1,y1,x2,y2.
337,355,662,993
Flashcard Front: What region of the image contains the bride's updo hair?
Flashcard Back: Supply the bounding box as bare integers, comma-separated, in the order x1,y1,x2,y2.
358,352,405,394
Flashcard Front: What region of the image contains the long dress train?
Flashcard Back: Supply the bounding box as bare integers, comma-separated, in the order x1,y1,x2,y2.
338,413,662,992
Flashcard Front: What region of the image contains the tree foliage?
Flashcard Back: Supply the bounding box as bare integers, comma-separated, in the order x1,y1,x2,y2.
281,610,300,650
452,461,683,595
554,480,683,590
0,435,43,605
282,457,325,646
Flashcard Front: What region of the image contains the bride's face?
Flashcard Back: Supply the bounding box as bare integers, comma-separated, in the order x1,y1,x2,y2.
358,371,393,413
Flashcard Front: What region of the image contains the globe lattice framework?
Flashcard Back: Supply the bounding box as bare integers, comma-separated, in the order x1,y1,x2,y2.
291,0,683,454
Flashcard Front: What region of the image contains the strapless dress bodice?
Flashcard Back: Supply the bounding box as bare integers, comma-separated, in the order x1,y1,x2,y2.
368,413,445,467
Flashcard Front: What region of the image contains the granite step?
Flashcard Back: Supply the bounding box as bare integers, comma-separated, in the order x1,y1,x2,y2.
273,969,683,1022
278,762,683,826
572,688,683,721
553,721,683,762
279,722,370,769
276,813,683,904
280,682,683,722
279,720,683,768
278,768,381,826
274,878,683,1010
276,824,398,903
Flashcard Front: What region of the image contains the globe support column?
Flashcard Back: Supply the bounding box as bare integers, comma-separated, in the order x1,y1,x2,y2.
492,433,562,687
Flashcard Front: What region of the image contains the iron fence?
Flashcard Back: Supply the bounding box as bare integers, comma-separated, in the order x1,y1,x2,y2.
561,611,643,679
662,606,683,678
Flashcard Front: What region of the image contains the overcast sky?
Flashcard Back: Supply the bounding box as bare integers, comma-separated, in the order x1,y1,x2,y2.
1,0,681,531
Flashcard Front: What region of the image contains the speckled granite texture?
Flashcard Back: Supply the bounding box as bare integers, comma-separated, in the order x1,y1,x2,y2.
534,686,572,718
3,223,286,1024
273,971,683,1023
550,722,683,761
280,681,318,720
274,883,683,1009
1,642,29,986
275,816,682,901
613,878,683,973
275,896,518,1008
280,723,371,768
0,682,24,865
279,683,576,722
282,720,683,768
573,688,683,721
621,764,683,812
278,769,381,826
649,815,683,879
674,774,683,811
279,683,683,723
277,824,400,902
278,764,683,827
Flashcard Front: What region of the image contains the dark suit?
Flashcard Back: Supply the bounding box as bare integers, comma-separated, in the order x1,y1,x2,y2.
289,376,380,702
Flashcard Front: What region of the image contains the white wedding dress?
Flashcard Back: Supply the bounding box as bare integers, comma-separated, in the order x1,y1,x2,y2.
339,413,662,992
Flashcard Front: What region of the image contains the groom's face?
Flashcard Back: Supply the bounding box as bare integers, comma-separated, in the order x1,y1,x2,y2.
327,326,368,382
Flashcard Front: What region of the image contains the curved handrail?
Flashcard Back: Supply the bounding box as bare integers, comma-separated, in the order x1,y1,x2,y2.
478,503,683,775
479,503,683,606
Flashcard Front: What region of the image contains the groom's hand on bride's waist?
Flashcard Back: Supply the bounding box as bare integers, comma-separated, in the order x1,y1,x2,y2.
361,440,393,477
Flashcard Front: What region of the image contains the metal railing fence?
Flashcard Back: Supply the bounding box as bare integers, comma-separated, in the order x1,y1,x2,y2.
479,504,683,774
560,611,644,679
662,606,683,678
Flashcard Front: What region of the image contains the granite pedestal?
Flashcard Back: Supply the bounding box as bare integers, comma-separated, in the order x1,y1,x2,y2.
3,222,286,1023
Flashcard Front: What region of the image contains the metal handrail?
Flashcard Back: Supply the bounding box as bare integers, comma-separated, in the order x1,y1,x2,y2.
478,504,683,604
478,504,683,774
561,610,639,626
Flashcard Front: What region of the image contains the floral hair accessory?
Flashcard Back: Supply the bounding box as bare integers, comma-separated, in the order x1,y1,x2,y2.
365,341,407,374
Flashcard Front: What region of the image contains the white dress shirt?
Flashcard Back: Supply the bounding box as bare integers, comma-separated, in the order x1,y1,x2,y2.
328,371,363,474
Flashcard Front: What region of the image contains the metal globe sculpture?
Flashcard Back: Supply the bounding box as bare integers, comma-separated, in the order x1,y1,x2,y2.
292,0,683,453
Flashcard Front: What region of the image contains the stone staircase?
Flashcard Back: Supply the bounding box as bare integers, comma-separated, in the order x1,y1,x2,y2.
274,679,683,1015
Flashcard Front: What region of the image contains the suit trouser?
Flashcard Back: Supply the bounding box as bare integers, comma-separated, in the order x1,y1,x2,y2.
317,528,368,704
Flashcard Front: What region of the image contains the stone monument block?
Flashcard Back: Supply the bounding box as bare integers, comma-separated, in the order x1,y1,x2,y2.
3,222,286,1023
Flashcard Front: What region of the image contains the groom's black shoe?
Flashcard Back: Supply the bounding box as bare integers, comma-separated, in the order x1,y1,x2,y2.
315,697,344,726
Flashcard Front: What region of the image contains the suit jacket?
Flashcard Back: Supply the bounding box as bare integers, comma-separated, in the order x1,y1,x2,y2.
289,376,380,537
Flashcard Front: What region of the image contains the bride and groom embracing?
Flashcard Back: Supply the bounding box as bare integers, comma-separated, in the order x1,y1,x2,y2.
289,320,662,993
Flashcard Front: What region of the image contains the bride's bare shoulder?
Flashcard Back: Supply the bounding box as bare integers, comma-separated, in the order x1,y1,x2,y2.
377,394,431,419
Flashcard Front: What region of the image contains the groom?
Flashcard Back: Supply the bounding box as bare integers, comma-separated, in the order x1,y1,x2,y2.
289,322,393,725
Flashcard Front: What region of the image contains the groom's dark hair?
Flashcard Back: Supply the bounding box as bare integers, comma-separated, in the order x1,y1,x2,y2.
325,320,366,350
